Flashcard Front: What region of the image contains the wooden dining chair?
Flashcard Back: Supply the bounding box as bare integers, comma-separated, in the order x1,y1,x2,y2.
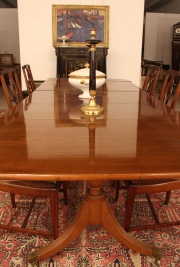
115,71,180,232
142,65,160,96
0,71,68,238
0,180,62,238
22,64,36,95
158,70,180,109
118,179,180,232
0,68,23,109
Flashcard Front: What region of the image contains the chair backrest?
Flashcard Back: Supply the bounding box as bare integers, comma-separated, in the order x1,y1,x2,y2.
142,65,160,96
0,68,23,109
158,70,180,109
22,64,36,95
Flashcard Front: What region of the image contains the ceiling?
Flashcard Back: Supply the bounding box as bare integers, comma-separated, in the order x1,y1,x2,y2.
0,0,177,11
144,0,178,12
0,0,17,8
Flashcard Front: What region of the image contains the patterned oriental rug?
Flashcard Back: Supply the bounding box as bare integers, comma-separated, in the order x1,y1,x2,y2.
0,181,180,267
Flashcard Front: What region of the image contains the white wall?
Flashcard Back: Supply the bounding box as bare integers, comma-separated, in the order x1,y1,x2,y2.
144,13,180,68
0,9,20,63
17,0,144,87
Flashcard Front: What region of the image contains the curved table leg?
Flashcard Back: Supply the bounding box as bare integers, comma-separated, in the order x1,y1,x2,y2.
28,180,161,265
101,197,161,259
28,198,89,263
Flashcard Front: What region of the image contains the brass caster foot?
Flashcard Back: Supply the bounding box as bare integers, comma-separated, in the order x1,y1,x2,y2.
155,257,161,266
28,251,39,266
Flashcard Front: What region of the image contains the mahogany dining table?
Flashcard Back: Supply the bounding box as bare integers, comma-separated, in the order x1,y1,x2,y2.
0,78,180,266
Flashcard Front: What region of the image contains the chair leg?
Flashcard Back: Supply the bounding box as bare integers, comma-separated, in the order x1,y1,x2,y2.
63,182,68,205
10,193,16,208
124,187,136,232
165,191,171,205
56,181,68,205
49,190,59,239
115,181,120,201
56,181,61,191
22,197,36,228
146,194,159,224
115,181,129,202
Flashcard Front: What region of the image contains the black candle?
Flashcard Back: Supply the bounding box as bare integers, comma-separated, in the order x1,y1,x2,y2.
89,48,96,90
85,28,102,91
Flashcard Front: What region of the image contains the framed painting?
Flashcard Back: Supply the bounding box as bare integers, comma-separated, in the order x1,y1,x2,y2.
52,5,109,47
0,54,14,66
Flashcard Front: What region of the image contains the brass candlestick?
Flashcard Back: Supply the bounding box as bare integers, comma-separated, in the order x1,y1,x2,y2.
81,28,104,116
81,90,104,116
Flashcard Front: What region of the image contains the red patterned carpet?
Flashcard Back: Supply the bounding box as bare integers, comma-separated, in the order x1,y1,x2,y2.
0,181,180,267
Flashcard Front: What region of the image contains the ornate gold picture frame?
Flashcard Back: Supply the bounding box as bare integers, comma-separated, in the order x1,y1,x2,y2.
52,5,109,47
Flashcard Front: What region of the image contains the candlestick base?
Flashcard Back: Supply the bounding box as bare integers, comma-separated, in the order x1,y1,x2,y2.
81,90,104,116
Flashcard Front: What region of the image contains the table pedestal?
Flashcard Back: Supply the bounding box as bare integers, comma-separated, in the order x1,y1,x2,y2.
28,181,161,266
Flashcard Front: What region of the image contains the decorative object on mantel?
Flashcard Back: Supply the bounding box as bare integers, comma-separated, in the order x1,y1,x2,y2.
81,28,104,116
58,35,69,46
68,63,106,99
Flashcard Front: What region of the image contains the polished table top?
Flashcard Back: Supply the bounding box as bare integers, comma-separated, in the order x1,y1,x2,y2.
0,78,180,181
1,78,178,264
